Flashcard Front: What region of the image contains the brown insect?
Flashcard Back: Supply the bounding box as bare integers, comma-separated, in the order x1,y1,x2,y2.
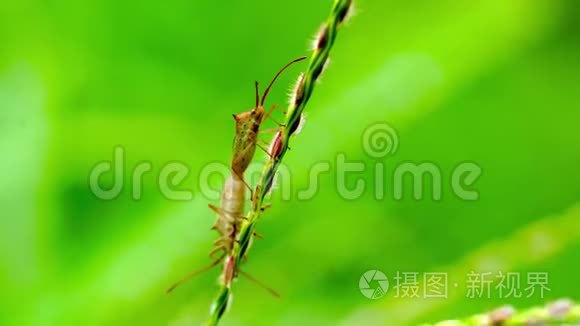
166,57,306,295
231,56,307,179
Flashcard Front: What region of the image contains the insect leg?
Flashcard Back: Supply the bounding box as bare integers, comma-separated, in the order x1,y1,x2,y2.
233,213,248,221
263,104,285,127
259,127,281,134
256,143,274,159
231,170,254,199
237,269,281,298
263,104,278,123
209,245,226,259
208,204,223,215
166,254,226,294
208,204,225,231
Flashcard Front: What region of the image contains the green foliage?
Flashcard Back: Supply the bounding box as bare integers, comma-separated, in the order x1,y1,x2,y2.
0,0,579,325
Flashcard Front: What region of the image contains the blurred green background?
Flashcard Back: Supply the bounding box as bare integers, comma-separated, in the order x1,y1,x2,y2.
1,0,579,325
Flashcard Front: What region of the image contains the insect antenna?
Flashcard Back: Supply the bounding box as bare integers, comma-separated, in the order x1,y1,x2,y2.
166,254,225,294
260,56,307,107
255,81,260,107
237,269,281,298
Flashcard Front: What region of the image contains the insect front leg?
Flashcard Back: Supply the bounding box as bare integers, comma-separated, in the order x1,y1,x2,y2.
231,170,254,199
259,127,282,134
263,104,285,127
255,143,274,159
208,203,223,215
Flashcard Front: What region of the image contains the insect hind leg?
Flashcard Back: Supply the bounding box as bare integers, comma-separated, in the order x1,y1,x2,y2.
237,269,281,298
166,254,225,294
